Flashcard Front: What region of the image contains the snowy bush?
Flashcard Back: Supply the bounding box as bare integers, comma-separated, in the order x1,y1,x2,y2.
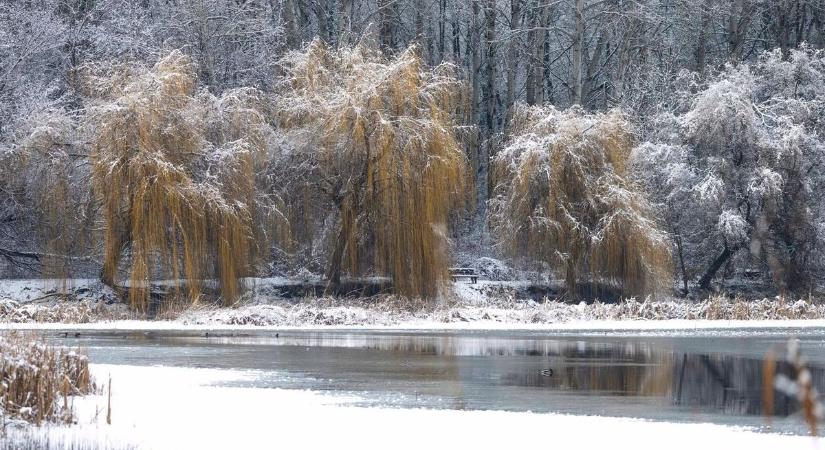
635,47,825,294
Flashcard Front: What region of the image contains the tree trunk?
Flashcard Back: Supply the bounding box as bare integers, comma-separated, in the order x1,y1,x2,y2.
674,233,688,294
525,0,538,105
438,0,446,62
537,2,551,103
727,0,754,61
565,259,577,299
470,1,481,125
378,0,397,52
571,0,584,104
278,0,299,48
337,0,353,42
484,0,497,133
325,208,351,291
583,31,605,105
505,0,522,124
451,5,461,58
695,0,711,74
698,245,736,291
414,0,425,44
312,0,329,42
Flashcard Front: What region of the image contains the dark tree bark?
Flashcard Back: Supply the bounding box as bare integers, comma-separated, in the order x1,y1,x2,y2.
698,244,736,291
484,0,497,133
506,0,522,123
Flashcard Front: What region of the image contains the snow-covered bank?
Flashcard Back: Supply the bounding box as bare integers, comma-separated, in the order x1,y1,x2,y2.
4,318,825,333
3,364,819,450
2,278,825,332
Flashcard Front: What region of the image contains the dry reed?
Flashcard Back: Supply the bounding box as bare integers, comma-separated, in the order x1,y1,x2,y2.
0,332,92,425
765,339,824,435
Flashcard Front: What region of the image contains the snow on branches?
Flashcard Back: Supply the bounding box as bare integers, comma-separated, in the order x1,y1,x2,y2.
635,46,825,292
490,104,671,297
274,39,470,299
89,50,282,310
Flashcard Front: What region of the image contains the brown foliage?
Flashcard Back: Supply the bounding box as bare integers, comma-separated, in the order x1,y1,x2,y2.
275,39,470,298
490,105,671,297
89,51,283,310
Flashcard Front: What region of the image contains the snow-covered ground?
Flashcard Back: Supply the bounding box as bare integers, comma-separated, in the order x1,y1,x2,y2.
2,278,825,332
3,364,820,450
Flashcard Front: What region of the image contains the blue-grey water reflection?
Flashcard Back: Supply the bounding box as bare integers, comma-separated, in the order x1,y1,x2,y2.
48,328,825,435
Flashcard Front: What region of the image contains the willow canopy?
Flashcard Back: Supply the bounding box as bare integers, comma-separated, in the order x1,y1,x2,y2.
275,39,470,298
89,51,281,310
490,105,671,297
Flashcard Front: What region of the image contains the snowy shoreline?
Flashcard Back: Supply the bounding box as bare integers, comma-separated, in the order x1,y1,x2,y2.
2,278,825,333
2,318,825,333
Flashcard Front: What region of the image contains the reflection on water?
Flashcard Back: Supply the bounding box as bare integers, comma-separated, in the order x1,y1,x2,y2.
49,329,825,435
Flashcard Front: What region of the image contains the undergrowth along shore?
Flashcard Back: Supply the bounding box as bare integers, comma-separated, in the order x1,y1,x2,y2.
0,293,823,326
0,332,93,426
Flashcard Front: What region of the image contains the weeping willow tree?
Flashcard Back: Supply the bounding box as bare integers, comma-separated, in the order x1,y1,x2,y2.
275,39,470,298
89,50,282,310
489,105,671,297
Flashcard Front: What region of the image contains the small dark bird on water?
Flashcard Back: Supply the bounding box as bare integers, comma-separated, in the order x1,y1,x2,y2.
73,332,80,338
540,369,554,377
276,333,279,338
61,332,68,338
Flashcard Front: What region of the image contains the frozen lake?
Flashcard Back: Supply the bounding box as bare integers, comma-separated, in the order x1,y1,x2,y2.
48,327,825,436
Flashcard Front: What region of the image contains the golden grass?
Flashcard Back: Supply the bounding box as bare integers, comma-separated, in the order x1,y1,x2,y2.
490,104,671,297
0,331,92,425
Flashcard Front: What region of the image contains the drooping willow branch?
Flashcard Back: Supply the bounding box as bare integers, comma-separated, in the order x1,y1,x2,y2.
489,104,671,297
89,51,284,310
275,39,471,298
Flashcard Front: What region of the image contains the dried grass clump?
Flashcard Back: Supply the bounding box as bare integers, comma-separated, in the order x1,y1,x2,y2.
89,50,284,310
701,295,824,320
275,39,470,298
765,339,825,435
490,104,671,297
0,332,92,425
0,299,134,324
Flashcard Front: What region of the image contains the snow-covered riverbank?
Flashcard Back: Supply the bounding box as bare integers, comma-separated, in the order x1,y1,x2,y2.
3,364,820,450
1,278,825,332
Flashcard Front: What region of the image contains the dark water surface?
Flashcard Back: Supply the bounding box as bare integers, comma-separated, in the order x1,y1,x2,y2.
49,327,825,435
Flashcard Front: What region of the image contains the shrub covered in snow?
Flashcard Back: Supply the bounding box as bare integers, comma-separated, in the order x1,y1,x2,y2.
173,292,825,327
635,47,825,294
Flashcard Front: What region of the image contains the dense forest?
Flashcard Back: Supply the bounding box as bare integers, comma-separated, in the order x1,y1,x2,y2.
1,0,824,307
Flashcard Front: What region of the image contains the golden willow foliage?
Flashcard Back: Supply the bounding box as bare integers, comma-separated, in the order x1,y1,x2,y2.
275,39,470,298
490,105,671,297
89,51,282,310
